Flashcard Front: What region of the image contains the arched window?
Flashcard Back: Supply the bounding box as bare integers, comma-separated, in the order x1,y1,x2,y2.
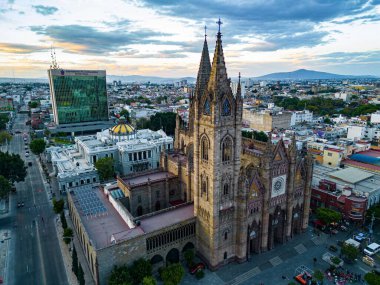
224,231,228,240
203,98,211,115
224,252,227,260
223,183,229,195
222,98,231,116
201,137,209,161
201,175,208,201
222,137,232,162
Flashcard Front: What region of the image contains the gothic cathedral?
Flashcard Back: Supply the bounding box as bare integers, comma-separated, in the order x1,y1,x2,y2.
166,24,313,269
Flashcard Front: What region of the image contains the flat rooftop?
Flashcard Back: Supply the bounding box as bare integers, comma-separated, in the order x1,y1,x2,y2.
329,168,373,184
122,171,176,187
139,204,194,233
70,185,130,249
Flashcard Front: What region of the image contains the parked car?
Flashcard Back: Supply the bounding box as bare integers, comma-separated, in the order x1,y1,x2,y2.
354,233,366,242
190,263,205,274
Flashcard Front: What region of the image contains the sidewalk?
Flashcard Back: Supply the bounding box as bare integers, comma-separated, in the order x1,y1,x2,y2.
65,211,95,285
0,230,11,285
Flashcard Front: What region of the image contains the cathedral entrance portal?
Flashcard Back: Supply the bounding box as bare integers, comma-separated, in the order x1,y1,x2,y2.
247,221,261,255
268,207,285,249
166,248,179,265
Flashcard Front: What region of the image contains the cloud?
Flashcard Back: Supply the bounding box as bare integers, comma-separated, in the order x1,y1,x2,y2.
138,0,380,51
30,24,172,54
316,51,380,64
0,42,48,54
33,5,59,16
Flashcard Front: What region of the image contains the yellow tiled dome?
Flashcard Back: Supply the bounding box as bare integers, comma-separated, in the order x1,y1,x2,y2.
111,123,135,135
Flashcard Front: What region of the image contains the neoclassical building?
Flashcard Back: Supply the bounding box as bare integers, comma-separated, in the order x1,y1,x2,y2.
68,25,313,285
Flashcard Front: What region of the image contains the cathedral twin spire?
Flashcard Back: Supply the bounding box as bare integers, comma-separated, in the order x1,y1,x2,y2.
194,19,239,103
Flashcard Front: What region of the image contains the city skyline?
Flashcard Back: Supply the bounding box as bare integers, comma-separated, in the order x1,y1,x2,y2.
1,0,380,78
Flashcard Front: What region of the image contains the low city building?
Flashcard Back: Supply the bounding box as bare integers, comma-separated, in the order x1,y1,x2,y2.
243,108,292,131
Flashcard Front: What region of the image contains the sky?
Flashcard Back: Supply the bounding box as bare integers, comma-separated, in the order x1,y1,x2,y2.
0,0,380,78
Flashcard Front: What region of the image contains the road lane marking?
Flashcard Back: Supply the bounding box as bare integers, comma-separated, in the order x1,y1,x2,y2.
35,220,47,285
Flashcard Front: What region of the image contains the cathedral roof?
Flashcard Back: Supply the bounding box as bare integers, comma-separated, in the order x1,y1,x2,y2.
194,35,211,100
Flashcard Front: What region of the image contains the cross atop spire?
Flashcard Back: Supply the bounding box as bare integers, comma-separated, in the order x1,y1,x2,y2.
204,25,207,39
216,18,223,34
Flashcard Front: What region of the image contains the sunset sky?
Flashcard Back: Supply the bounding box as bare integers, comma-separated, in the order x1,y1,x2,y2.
1,0,380,78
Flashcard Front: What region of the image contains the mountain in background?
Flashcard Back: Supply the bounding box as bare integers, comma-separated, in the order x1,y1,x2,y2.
253,69,377,80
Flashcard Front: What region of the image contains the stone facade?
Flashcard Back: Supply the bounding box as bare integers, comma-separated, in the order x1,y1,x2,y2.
168,30,313,269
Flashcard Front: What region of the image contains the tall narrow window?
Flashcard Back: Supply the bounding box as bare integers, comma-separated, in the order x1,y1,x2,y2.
203,98,211,115
222,98,231,116
222,137,232,162
201,137,208,160
223,183,229,195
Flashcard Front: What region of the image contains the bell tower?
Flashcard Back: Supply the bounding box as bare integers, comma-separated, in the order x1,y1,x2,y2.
193,19,243,269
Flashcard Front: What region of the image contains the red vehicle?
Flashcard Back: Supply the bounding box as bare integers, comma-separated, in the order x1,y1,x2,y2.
190,263,205,274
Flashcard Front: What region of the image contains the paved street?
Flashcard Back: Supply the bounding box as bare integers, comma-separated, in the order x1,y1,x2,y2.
0,114,68,285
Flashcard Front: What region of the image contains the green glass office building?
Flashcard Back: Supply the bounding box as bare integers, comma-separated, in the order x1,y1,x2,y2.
48,69,109,125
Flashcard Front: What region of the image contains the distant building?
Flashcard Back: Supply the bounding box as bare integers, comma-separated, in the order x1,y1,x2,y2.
243,109,292,131
311,178,367,223
290,110,313,126
370,111,380,124
48,69,113,134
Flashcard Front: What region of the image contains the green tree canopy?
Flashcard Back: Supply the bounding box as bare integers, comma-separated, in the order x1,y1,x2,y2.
129,258,152,285
53,198,65,214
72,245,78,277
0,114,9,130
364,272,380,285
313,270,324,282
341,243,359,260
147,112,176,136
29,139,46,155
0,175,12,198
108,265,132,285
94,157,114,181
142,276,156,285
160,263,185,285
316,207,342,225
119,109,131,123
0,131,12,145
0,151,27,183
63,227,73,244
28,101,39,108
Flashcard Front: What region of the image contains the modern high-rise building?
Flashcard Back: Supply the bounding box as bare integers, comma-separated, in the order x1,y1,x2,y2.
48,69,113,134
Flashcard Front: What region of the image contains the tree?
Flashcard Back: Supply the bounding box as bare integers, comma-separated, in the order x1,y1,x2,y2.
53,198,64,214
341,243,359,260
29,139,46,156
313,270,324,283
148,112,176,135
78,262,85,285
364,272,380,285
72,245,78,277
119,109,131,122
108,265,132,285
0,151,27,183
0,114,9,130
60,211,67,229
94,157,114,181
0,175,11,199
28,101,39,108
160,263,185,285
324,117,332,124
63,227,73,244
0,131,12,145
142,276,156,285
129,258,152,285
316,207,342,225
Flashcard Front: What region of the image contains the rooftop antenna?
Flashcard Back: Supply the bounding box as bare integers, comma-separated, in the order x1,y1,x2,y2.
50,45,59,69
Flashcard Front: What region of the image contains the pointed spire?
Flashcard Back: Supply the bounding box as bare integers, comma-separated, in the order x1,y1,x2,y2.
194,28,211,100
207,18,230,94
237,72,241,97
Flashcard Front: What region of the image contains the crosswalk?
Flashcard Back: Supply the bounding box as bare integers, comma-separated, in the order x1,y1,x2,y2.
228,266,261,285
